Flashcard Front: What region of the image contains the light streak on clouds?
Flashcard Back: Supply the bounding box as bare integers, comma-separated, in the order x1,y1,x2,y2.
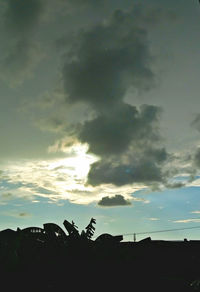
0,143,149,205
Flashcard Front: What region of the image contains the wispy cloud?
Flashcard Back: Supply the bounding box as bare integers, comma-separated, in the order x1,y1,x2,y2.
148,217,160,221
1,192,13,200
0,146,148,205
1,210,31,218
173,218,200,223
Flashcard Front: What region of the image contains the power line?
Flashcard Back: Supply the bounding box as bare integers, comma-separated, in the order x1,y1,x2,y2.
93,225,200,241
121,225,200,237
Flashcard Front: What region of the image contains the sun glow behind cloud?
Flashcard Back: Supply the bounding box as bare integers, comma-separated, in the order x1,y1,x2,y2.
48,143,95,180
0,143,148,206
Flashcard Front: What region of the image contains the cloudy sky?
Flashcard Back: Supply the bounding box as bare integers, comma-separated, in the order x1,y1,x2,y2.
1,0,200,240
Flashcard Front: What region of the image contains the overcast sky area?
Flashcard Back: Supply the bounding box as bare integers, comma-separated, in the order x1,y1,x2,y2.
1,0,200,240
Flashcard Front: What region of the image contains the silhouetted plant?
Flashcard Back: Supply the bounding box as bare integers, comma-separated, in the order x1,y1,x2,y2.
81,218,96,240
63,219,80,239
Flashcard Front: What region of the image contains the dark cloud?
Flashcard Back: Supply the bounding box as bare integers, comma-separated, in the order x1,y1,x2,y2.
62,8,155,110
1,0,44,86
177,148,200,183
144,147,168,163
5,0,43,34
18,212,30,217
191,114,200,132
87,152,166,186
98,194,131,207
81,103,168,186
60,6,171,188
165,182,185,189
66,0,103,6
78,103,162,156
1,39,43,86
194,148,200,168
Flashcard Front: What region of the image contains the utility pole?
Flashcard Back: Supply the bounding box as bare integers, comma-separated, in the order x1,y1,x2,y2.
133,233,136,242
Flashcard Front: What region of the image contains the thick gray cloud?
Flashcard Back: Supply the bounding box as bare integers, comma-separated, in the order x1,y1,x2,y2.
78,103,162,156
66,0,103,6
98,194,131,207
194,148,200,168
79,102,168,186
179,147,200,181
60,7,171,187
5,0,43,35
1,39,43,86
1,0,44,86
165,182,185,189
191,114,200,132
62,8,155,110
87,149,167,186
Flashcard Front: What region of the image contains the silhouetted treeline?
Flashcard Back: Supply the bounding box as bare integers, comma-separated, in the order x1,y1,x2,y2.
1,218,200,291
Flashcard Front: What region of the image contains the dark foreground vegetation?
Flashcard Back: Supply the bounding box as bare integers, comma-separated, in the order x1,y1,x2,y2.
1,218,200,291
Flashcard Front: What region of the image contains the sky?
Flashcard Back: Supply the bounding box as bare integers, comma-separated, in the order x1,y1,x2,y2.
1,0,200,241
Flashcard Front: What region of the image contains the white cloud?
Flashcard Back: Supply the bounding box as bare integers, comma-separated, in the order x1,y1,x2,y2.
188,178,200,187
191,211,200,214
1,144,148,205
148,217,160,221
173,218,200,223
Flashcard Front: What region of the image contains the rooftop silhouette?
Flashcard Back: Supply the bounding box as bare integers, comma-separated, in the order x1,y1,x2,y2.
1,217,200,291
